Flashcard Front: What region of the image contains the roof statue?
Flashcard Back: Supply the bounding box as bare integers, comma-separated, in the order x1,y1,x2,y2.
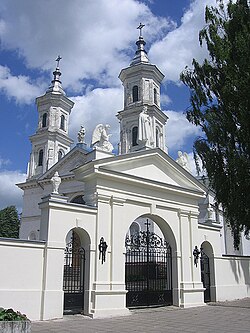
138,106,153,146
51,171,61,194
91,124,114,153
77,125,86,143
176,151,191,172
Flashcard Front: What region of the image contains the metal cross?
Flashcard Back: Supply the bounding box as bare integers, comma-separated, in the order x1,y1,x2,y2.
55,55,62,68
137,23,145,37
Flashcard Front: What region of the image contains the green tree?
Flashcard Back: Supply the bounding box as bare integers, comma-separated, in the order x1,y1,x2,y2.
0,206,20,238
180,0,250,248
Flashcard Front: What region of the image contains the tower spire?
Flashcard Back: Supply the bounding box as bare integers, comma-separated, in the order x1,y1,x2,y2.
46,55,65,95
130,23,149,66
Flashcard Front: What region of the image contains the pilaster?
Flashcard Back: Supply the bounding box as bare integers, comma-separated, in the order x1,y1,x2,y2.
178,209,205,308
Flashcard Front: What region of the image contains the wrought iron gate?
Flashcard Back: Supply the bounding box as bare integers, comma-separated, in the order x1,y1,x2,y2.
63,233,85,313
200,249,211,302
125,223,172,307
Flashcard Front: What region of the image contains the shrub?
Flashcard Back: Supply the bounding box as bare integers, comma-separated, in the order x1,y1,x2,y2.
0,308,29,321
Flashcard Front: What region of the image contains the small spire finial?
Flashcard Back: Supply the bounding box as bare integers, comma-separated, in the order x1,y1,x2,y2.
55,55,62,68
137,23,145,37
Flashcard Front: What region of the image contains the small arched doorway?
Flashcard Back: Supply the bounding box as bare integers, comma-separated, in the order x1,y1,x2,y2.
63,230,85,313
125,217,172,307
200,241,215,303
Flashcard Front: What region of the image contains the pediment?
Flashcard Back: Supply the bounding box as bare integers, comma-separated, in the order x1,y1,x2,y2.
39,147,88,180
95,149,205,193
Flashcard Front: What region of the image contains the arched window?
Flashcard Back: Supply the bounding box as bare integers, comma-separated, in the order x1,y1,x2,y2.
42,113,47,127
132,85,139,102
28,231,37,241
156,128,160,147
154,88,157,105
38,149,43,166
132,126,138,146
60,115,65,130
58,150,64,161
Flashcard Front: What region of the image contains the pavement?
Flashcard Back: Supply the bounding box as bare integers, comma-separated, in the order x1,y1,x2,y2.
31,298,250,333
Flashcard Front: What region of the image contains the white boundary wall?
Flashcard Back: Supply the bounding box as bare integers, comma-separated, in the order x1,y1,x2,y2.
215,255,250,300
0,239,249,320
0,238,46,320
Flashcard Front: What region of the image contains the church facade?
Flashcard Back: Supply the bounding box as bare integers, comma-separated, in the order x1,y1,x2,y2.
0,27,249,321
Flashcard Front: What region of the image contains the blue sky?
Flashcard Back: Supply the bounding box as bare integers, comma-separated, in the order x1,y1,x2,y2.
0,0,217,210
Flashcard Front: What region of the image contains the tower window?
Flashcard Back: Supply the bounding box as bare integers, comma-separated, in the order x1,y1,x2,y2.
132,85,139,102
42,113,47,128
156,128,160,147
132,126,138,146
154,88,157,105
60,115,65,130
38,149,43,166
58,150,64,161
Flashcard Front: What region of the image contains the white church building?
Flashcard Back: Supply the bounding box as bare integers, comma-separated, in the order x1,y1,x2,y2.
0,27,249,321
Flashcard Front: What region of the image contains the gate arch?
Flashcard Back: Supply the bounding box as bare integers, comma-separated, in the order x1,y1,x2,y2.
125,215,176,307
63,228,90,314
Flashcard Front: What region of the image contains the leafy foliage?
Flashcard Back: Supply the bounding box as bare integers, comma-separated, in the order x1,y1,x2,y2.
180,0,250,248
0,308,28,321
0,206,20,238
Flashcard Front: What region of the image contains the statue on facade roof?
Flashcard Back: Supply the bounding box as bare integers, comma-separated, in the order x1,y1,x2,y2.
77,125,86,143
176,151,191,172
91,124,114,153
51,171,61,194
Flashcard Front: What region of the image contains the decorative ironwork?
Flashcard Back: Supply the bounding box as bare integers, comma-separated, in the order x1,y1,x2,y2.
200,248,211,302
125,220,172,307
125,231,168,249
63,232,85,313
193,245,200,267
98,237,108,264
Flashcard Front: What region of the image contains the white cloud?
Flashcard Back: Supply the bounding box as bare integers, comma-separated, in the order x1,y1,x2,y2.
69,87,123,148
160,94,171,107
0,0,172,91
165,110,201,150
0,170,26,211
0,65,44,104
0,156,10,168
149,0,217,82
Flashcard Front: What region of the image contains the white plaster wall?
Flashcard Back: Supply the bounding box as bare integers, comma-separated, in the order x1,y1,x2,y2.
20,178,86,240
215,255,250,300
242,236,250,256
0,239,45,320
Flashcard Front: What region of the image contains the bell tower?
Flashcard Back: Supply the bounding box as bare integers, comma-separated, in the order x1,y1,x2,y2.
117,24,168,154
27,56,74,179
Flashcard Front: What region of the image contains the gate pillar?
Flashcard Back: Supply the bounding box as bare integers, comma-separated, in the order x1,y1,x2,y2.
90,195,130,318
39,194,68,320
178,210,205,308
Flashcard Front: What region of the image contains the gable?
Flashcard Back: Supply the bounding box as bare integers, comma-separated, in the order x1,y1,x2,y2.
95,149,205,193
39,147,87,180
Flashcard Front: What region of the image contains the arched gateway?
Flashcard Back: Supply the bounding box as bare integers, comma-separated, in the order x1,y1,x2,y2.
63,231,86,313
125,219,172,307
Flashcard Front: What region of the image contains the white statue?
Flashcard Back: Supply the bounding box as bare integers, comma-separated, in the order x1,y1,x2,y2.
51,171,61,194
176,151,191,172
207,205,214,221
91,124,114,152
138,106,153,145
77,125,86,143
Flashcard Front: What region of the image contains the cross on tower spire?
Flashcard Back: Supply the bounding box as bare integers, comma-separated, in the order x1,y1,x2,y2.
137,23,145,38
55,55,62,69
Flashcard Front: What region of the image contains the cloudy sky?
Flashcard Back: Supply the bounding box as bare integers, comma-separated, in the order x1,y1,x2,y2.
0,0,217,210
